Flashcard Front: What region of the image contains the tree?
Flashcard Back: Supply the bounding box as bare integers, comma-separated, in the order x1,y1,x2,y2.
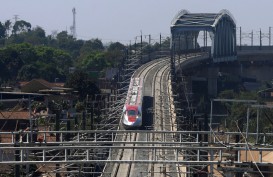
104,42,126,66
80,39,104,55
65,70,100,101
34,45,72,75
79,51,106,71
0,22,6,39
4,20,12,37
0,43,72,82
12,20,31,34
0,46,24,81
38,63,62,82
107,42,125,51
104,50,123,67
52,48,73,68
15,43,37,64
162,37,171,49
70,39,84,58
56,31,74,49
219,91,258,132
5,33,25,44
54,31,83,58
0,59,8,82
17,64,40,81
24,26,47,45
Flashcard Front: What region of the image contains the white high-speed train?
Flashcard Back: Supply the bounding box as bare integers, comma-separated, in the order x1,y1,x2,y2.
122,77,144,129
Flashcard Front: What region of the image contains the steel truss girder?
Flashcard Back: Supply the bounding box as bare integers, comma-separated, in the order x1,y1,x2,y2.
1,131,273,165
171,9,237,63
1,130,273,144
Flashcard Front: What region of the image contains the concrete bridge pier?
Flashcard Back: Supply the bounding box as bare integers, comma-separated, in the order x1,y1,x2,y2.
207,66,219,97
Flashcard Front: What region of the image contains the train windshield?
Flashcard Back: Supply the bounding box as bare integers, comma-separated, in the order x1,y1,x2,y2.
127,110,136,116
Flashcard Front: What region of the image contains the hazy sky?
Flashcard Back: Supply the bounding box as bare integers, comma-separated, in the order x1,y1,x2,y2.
1,0,273,44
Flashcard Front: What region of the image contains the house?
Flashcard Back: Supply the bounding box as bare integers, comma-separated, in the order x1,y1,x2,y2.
19,79,76,107
0,111,30,130
20,79,66,93
0,111,30,144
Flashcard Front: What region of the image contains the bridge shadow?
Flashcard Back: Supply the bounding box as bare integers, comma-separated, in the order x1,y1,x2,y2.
141,96,154,130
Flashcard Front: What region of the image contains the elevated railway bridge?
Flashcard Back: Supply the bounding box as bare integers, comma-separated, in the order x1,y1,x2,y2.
1,9,273,177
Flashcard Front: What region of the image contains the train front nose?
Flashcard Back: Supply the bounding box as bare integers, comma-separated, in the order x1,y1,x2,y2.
128,116,137,122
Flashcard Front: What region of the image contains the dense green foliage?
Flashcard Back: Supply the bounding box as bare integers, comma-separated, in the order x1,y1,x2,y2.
216,90,273,143
0,19,170,102
0,43,71,82
65,70,101,100
0,19,127,84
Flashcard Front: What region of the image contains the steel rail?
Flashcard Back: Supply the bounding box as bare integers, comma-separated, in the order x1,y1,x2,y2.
103,58,170,177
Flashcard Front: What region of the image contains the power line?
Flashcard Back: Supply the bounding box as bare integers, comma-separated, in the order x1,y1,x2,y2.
13,14,19,23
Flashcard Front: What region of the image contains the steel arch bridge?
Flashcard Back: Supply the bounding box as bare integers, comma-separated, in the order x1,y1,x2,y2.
171,9,237,63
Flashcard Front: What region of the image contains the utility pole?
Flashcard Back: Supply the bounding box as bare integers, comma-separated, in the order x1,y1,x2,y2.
140,31,143,63
13,15,19,23
159,33,162,57
239,27,242,50
149,34,151,61
260,28,262,48
250,30,253,46
269,27,271,46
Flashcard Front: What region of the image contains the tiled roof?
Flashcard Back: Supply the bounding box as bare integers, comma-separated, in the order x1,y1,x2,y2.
0,111,30,119
35,79,65,88
20,79,64,88
19,81,29,87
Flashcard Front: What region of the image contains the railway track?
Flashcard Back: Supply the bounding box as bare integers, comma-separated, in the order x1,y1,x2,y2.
0,54,205,177
151,58,175,177
102,58,170,177
129,59,170,177
3,52,273,176
102,53,209,177
105,58,169,177
109,54,205,177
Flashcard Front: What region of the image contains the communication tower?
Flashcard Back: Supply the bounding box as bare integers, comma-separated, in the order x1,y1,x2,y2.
71,7,76,38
